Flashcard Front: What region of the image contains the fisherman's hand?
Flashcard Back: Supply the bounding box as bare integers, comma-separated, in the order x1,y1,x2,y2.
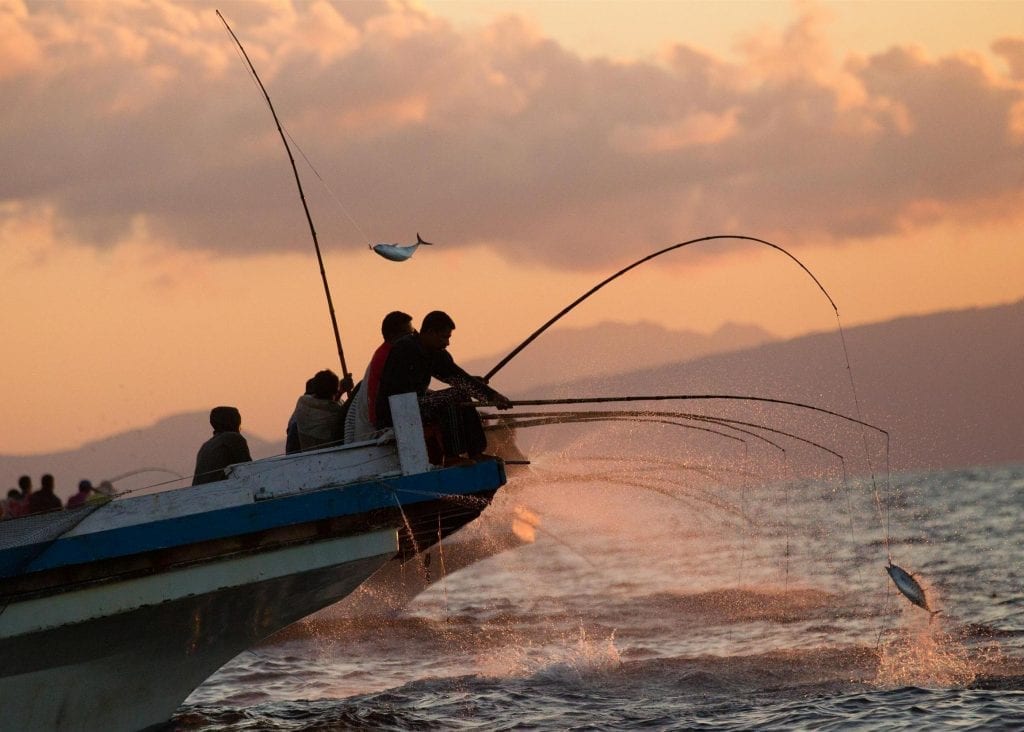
339,375,355,395
492,392,513,410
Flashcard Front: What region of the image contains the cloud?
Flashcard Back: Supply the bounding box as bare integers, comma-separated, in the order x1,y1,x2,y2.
1,0,1022,271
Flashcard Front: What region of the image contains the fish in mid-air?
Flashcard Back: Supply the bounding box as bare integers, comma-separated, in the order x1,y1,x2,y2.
370,233,434,262
886,561,941,621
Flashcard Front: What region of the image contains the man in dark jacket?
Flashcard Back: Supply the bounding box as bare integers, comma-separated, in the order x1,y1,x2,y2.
27,473,63,514
376,310,511,464
192,406,252,485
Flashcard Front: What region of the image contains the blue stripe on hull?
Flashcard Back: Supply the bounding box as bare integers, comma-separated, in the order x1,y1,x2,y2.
0,461,504,580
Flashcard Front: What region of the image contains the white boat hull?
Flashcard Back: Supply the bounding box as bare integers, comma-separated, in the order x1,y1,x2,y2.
0,529,397,732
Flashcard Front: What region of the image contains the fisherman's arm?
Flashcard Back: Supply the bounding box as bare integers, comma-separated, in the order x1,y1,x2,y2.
434,353,513,409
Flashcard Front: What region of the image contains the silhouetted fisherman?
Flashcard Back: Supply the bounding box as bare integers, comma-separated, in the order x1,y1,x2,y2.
192,407,252,485
66,479,95,509
345,311,416,443
293,370,350,451
285,376,316,454
376,310,512,465
27,473,62,514
6,475,32,518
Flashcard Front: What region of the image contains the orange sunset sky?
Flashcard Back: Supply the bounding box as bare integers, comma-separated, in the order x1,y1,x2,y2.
1,0,1022,455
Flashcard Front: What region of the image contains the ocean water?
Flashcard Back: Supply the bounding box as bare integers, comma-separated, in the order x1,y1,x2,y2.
173,459,1024,730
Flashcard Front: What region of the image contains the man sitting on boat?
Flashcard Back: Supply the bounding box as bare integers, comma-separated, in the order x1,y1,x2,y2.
26,473,63,514
284,376,316,454
293,370,348,451
4,475,32,518
192,406,252,485
375,310,512,465
344,310,416,443
66,479,95,508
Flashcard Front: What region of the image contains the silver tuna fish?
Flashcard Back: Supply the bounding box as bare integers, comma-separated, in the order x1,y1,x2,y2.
371,233,434,262
886,561,941,621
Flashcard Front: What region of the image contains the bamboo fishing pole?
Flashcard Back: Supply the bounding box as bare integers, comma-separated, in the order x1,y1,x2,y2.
474,394,889,437
491,409,843,459
216,10,353,396
484,234,837,382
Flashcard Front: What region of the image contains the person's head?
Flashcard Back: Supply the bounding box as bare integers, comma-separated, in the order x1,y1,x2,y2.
381,311,414,343
304,376,316,395
7,488,20,500
420,310,455,351
17,475,31,495
210,406,242,433
40,474,55,493
310,369,341,400
78,479,93,494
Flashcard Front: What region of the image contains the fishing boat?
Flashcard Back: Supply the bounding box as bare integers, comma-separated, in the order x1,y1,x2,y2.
0,394,506,732
329,420,538,616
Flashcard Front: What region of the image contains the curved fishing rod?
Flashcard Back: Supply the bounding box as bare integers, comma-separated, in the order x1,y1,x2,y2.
497,413,786,454
484,234,837,382
497,414,751,447
497,408,841,459
569,454,760,480
477,394,888,438
216,10,352,395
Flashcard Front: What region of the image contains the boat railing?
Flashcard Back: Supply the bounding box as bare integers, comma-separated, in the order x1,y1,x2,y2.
234,393,431,500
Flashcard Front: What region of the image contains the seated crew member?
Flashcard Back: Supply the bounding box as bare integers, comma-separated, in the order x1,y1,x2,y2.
294,369,347,451
6,475,32,518
375,310,512,465
27,473,63,514
66,479,95,509
285,376,316,454
192,406,252,485
345,310,415,443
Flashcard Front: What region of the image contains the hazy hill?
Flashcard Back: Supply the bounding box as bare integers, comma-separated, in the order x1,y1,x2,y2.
2,301,1020,499
0,413,278,502
513,300,1024,472
463,320,775,393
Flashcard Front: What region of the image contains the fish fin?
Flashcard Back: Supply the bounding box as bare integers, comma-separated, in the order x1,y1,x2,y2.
417,232,434,246
928,609,942,624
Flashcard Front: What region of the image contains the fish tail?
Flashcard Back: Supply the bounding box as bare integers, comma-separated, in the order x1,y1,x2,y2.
417,232,434,246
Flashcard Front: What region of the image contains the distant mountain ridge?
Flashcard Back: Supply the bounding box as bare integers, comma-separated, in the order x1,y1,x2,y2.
2,302,1021,499
463,320,775,394
516,300,1024,472
0,413,278,502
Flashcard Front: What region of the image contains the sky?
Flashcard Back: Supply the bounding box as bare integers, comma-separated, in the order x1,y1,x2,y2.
1,0,1022,455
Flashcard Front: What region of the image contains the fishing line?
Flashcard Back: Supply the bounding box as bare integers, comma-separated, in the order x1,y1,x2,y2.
436,513,450,617
221,12,375,248
387,487,424,566
834,321,892,556
283,128,373,244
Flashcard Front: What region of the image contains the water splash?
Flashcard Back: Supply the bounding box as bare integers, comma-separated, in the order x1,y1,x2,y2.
875,614,1003,687
476,624,621,681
